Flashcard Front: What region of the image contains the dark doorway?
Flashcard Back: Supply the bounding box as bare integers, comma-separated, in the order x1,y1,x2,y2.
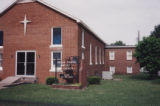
16,51,35,76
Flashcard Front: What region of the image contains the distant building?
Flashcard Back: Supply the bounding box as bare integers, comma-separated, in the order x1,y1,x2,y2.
105,46,140,74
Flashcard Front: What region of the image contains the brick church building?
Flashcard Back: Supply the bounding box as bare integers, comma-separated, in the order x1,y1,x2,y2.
0,0,140,85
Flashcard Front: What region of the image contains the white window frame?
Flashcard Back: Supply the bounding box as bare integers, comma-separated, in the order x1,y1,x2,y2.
109,51,115,60
81,28,85,49
99,48,101,64
110,66,115,74
127,50,132,60
90,43,93,65
102,50,105,64
50,27,62,48
0,53,3,71
50,51,62,72
95,46,97,64
127,66,133,74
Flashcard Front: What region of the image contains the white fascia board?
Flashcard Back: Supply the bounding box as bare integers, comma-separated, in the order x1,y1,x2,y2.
106,45,136,49
37,0,80,22
78,20,106,44
0,0,17,15
17,0,36,4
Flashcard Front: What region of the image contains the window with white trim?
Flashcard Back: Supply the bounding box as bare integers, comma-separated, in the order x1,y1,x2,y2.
0,53,3,71
127,66,133,74
127,50,132,60
102,50,105,64
50,51,62,72
51,28,62,46
90,43,92,65
81,29,85,48
99,48,101,64
95,46,97,64
109,51,115,60
110,66,115,74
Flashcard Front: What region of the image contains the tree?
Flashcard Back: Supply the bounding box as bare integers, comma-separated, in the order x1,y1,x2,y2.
151,25,160,38
134,36,160,75
110,41,126,46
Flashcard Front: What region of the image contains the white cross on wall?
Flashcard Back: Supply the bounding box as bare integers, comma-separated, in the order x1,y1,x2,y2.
20,14,31,35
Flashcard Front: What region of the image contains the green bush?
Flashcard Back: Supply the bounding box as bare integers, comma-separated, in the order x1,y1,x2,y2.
46,77,59,85
87,76,101,85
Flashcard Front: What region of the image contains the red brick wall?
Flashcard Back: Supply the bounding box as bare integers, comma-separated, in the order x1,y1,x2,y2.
0,71,3,81
0,2,79,83
105,48,140,74
78,26,105,77
0,2,105,85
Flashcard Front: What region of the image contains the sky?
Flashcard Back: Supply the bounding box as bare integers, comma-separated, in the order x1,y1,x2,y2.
1,0,160,45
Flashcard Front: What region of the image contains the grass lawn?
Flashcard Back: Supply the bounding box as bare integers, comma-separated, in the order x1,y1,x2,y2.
0,74,160,106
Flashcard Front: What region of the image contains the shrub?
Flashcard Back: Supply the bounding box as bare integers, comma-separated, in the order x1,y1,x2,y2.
46,77,59,85
87,76,101,85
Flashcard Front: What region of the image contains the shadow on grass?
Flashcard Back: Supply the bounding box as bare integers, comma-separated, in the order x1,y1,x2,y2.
129,73,154,80
152,79,160,85
129,73,160,85
0,99,76,106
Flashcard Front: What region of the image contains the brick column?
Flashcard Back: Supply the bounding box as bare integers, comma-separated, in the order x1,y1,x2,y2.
79,60,87,87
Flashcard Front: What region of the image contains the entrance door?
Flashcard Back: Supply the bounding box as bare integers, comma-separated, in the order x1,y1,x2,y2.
16,51,36,76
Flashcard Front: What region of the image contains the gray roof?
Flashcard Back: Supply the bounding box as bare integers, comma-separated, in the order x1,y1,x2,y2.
105,45,136,49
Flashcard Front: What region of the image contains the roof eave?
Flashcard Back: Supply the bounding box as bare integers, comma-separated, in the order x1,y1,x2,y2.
37,0,81,22
0,0,17,16
105,45,136,49
78,20,106,45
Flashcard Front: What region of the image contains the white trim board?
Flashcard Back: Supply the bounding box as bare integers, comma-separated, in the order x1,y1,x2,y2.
17,0,36,4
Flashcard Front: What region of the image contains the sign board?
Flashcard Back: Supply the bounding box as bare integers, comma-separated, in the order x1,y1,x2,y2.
60,56,80,83
158,71,160,77
102,71,113,80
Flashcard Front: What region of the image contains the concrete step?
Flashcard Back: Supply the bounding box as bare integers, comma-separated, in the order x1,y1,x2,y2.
18,77,37,84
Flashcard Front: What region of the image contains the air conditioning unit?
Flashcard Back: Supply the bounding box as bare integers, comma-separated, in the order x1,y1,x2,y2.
102,71,113,80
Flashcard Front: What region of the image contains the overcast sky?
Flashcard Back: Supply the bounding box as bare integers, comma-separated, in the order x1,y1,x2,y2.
1,0,160,45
